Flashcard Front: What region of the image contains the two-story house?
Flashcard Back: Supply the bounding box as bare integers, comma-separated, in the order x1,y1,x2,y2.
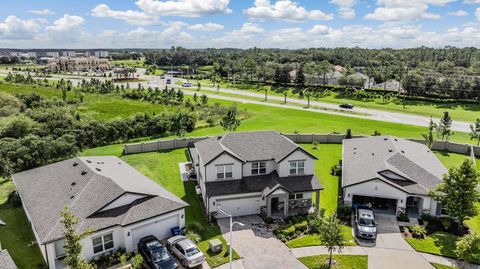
189,131,323,219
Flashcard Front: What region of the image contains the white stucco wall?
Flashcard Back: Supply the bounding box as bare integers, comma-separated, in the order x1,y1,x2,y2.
277,150,314,177
100,193,147,212
205,153,242,181
242,160,277,177
343,179,408,208
208,193,263,213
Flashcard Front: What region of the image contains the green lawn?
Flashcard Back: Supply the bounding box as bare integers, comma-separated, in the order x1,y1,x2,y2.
405,232,458,259
431,263,459,269
121,149,221,240
111,59,145,68
197,235,240,268
198,79,480,123
286,225,356,248
298,254,368,269
0,179,45,269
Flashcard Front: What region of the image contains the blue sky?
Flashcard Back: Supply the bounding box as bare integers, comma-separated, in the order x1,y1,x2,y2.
1,0,480,49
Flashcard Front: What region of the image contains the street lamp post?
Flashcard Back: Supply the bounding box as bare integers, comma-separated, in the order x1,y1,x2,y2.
217,206,244,269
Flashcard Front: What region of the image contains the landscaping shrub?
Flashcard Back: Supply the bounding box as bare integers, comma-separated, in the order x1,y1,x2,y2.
7,190,21,207
409,224,428,239
186,230,202,243
455,233,480,264
397,212,409,222
91,248,135,268
420,214,467,236
336,203,352,222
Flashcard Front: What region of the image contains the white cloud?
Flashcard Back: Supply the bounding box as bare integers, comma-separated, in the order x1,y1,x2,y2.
464,0,480,3
309,25,333,35
330,0,357,19
244,0,333,22
136,0,232,17
211,23,264,47
91,4,161,25
448,10,468,16
187,22,224,31
0,16,40,40
45,14,85,42
476,8,480,20
28,9,55,15
364,0,451,21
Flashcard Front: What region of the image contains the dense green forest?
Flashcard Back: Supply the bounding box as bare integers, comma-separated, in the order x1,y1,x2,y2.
144,47,480,100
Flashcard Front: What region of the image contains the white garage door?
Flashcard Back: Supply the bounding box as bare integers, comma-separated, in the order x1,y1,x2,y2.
132,214,180,249
217,197,260,217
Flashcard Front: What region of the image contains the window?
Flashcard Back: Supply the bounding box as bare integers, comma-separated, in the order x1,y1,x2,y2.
289,193,304,200
289,161,305,175
251,162,267,175
92,233,114,254
216,165,233,179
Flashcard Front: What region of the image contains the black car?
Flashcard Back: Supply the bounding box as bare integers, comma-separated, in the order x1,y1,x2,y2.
339,103,354,109
138,236,178,269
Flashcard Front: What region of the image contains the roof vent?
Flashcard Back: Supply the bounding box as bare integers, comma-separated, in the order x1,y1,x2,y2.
384,138,388,141
86,160,92,163
401,150,405,153
371,153,375,156
70,195,75,199
95,167,101,172
353,147,357,150
72,162,78,167
71,182,76,186
394,138,398,141
217,136,222,140
388,149,393,152
81,170,87,176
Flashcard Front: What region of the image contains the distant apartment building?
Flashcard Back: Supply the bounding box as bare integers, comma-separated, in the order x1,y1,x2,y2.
9,52,22,57
85,51,109,58
23,52,37,59
45,51,60,58
47,56,111,72
62,51,76,57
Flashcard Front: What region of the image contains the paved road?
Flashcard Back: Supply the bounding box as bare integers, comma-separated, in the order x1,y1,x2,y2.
179,82,472,133
2,71,472,133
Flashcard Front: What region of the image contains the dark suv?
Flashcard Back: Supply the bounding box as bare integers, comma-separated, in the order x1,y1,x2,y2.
339,103,354,109
137,236,178,269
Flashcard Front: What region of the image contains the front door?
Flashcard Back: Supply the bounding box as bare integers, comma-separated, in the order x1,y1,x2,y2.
271,197,279,212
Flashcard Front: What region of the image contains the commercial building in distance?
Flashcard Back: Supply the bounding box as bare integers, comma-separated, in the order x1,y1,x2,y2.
62,51,76,57
47,56,112,72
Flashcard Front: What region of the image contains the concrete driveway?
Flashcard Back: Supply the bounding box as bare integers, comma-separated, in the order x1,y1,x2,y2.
218,215,307,269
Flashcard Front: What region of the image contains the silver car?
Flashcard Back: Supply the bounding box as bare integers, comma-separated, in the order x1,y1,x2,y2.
166,235,205,268
354,208,377,240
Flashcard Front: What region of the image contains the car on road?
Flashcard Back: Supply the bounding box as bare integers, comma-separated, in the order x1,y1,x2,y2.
339,103,354,109
166,235,205,268
182,82,192,87
138,235,178,269
166,78,171,84
353,207,377,240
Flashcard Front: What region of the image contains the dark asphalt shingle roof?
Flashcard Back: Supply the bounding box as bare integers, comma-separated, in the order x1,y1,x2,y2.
205,171,323,196
0,250,17,269
194,131,311,164
13,156,188,244
342,136,447,195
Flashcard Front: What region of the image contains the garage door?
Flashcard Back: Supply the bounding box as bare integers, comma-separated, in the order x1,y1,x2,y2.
352,195,397,215
217,197,260,217
131,214,180,249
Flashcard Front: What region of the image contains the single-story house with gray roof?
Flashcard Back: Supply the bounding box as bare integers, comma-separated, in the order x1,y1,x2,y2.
342,136,448,217
189,131,323,219
13,156,188,269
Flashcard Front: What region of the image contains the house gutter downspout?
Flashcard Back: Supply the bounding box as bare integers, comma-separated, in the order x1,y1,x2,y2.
44,244,49,268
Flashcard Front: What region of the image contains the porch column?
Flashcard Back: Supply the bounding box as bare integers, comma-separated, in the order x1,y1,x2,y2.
284,197,288,217
267,197,271,218
315,190,320,212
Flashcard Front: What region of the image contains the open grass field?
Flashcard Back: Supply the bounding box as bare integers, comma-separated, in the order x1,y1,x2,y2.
298,254,368,269
198,79,480,123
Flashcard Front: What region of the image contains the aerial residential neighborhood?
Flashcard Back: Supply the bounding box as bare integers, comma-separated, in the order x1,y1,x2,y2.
1,1,480,269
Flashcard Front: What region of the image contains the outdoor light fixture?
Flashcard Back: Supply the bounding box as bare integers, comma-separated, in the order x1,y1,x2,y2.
217,206,245,269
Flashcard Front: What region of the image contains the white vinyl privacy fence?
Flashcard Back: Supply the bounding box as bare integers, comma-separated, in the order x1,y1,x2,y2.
124,133,480,158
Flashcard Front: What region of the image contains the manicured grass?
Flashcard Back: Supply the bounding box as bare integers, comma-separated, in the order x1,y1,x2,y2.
286,225,356,248
0,179,15,204
405,232,458,259
120,149,221,240
197,235,240,268
0,205,45,269
431,263,459,269
111,59,145,68
298,254,368,269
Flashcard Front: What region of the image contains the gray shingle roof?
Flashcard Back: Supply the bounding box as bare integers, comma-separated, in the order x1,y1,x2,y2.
194,131,313,164
342,136,448,195
0,250,17,269
13,156,188,244
205,171,323,197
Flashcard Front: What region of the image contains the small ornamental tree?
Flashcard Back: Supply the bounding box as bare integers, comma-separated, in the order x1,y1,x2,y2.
455,233,480,264
319,214,345,268
438,111,453,141
469,118,480,145
423,118,437,149
61,207,95,269
430,159,480,223
220,105,241,132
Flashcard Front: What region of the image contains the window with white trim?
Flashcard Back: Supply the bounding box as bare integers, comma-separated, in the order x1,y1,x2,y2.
288,193,304,200
251,162,266,175
216,164,233,179
289,161,305,175
92,233,114,254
